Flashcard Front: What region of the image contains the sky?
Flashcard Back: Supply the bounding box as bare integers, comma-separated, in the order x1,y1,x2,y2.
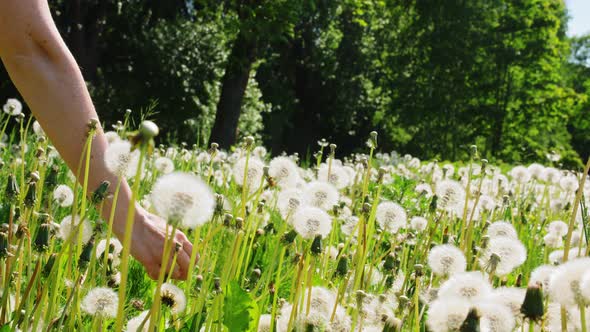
566,0,590,36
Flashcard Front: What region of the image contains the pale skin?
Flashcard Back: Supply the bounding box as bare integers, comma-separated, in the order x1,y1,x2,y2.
0,0,193,280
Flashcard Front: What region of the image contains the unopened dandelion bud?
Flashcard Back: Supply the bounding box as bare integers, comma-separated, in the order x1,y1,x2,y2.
91,180,110,205
78,237,95,269
139,120,159,138
429,195,438,212
24,181,37,207
460,308,480,332
385,275,394,289
34,222,51,252
234,217,244,230
209,142,219,153
377,167,387,183
521,284,544,321
5,174,19,200
29,171,40,183
244,136,255,149
43,253,57,277
0,232,8,258
268,282,276,296
414,264,424,277
355,290,367,305
223,213,233,227
251,268,261,284
281,229,298,244
469,145,478,157
335,255,349,277
213,277,222,293
370,131,378,147
16,224,28,239
87,118,99,132
480,159,488,170
195,274,203,289
398,295,410,307
362,202,372,215
384,253,396,272
257,201,265,213
35,147,45,157
311,235,323,255
45,166,58,190
131,299,145,311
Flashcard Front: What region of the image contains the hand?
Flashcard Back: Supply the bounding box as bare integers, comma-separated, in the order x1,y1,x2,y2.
129,208,196,280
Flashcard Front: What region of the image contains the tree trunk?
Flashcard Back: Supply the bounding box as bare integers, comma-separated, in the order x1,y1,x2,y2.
209,31,257,148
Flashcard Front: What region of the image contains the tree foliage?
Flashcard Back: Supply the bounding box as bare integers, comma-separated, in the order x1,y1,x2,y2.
0,0,587,166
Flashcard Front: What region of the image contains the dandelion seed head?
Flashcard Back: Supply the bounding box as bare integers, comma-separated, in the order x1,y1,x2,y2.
277,188,303,219
268,156,300,188
58,215,93,245
151,172,215,228
53,185,74,207
375,201,407,233
547,220,568,237
154,157,174,174
438,271,492,303
510,166,531,184
548,257,590,306
292,206,332,239
435,180,466,213
232,157,265,192
303,181,339,211
32,120,45,136
317,164,350,190
126,310,150,332
409,216,428,232
426,297,470,332
104,140,140,178
486,221,518,239
479,236,527,276
427,244,467,277
160,283,187,315
3,98,22,116
487,287,526,318
81,287,118,318
476,300,515,332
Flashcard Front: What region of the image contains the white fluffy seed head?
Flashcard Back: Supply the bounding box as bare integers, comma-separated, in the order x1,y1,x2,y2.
160,282,187,315
543,233,563,249
529,264,556,290
375,201,407,233
510,166,531,184
487,287,526,317
427,244,467,277
277,188,303,220
154,157,174,174
486,221,518,239
268,156,300,188
3,98,22,116
81,287,118,318
232,157,265,192
547,220,568,237
53,184,74,207
479,236,527,276
151,172,215,228
59,215,93,245
303,181,339,211
438,271,493,303
104,140,140,178
409,216,428,232
426,297,470,332
548,257,590,306
126,310,150,332
292,206,332,239
95,238,123,259
435,180,466,213
476,300,515,332
317,164,350,190
32,120,45,136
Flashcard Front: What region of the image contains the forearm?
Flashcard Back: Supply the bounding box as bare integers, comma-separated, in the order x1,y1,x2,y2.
0,5,135,237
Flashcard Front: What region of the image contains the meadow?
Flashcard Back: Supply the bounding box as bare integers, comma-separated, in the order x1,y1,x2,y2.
1,98,590,332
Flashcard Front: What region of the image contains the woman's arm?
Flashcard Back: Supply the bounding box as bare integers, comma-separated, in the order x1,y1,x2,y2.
0,0,193,280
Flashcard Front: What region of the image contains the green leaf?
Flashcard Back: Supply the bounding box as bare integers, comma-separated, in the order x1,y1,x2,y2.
223,281,259,332
0,324,11,332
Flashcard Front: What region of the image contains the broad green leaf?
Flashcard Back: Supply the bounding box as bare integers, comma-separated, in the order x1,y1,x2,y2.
223,281,259,332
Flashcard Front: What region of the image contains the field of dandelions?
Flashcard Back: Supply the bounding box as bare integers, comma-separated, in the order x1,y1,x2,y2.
1,97,590,332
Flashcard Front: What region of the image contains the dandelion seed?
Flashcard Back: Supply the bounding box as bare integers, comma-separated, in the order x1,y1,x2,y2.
151,172,215,228
160,283,187,315
81,287,118,318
